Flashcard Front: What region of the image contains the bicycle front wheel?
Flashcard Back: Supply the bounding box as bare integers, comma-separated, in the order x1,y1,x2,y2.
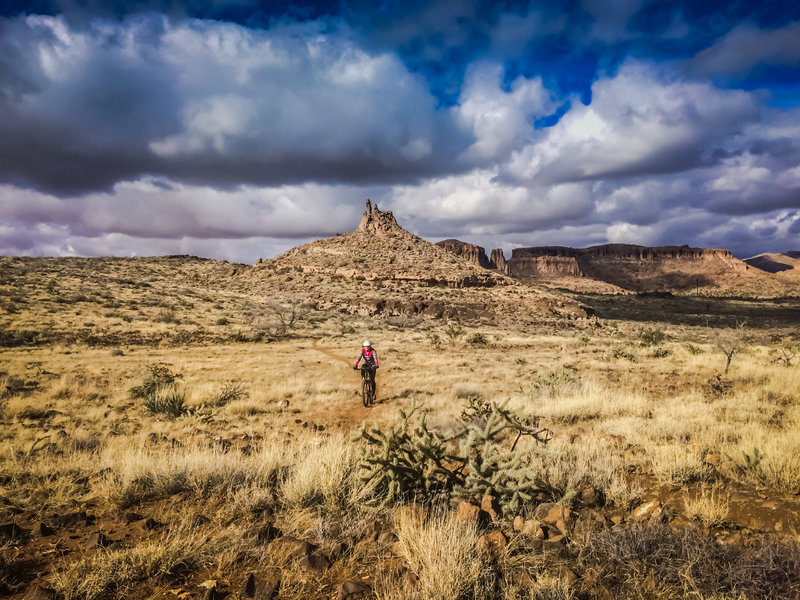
362,378,370,407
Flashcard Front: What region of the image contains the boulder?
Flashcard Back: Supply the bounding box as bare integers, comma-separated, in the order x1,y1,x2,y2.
454,501,489,527
87,531,111,549
630,499,662,522
0,522,27,542
476,530,507,558
338,580,373,600
240,573,280,600
534,503,571,525
24,586,58,600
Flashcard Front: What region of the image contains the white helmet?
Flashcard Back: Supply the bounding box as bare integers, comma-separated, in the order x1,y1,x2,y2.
363,340,372,347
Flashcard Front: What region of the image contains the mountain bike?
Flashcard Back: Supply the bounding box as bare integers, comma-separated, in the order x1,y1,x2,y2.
360,366,377,407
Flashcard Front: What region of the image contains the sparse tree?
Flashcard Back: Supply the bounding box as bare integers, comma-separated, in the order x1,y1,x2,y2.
770,337,799,368
266,299,312,336
715,320,748,375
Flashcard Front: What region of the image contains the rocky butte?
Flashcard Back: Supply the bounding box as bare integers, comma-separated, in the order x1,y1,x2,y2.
244,200,590,323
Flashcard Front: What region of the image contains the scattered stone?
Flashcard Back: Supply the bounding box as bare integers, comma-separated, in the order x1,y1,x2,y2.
143,517,162,530
513,515,525,532
48,511,88,529
579,485,602,507
610,514,624,526
338,580,373,600
630,499,662,522
299,551,331,573
476,530,507,558
24,586,58,600
201,584,224,600
454,501,489,528
240,573,280,599
480,495,501,521
123,512,145,523
534,503,570,525
37,522,56,537
522,519,545,539
0,522,28,542
555,519,569,535
361,520,383,543
87,531,111,549
394,503,425,528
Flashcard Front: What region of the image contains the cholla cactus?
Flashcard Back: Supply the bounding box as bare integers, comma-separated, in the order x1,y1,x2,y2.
357,397,556,513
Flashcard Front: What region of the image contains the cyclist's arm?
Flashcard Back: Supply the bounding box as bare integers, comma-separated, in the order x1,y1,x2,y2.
354,351,362,368
373,350,379,367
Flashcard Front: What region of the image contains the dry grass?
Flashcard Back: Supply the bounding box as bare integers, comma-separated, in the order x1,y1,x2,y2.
385,512,494,600
2,264,800,599
683,483,730,528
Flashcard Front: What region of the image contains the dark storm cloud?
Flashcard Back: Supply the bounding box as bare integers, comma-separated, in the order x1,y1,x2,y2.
0,15,471,196
1,1,799,262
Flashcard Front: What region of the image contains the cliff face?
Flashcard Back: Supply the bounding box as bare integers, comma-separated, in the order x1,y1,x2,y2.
436,239,493,269
508,256,583,278
491,249,508,274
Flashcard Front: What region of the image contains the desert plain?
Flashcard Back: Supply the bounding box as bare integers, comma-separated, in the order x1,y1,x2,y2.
1,211,800,600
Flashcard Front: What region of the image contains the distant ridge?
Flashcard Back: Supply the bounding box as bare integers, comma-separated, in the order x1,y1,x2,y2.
437,240,800,297
744,252,800,273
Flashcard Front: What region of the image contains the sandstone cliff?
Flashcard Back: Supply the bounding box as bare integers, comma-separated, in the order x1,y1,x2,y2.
435,239,493,269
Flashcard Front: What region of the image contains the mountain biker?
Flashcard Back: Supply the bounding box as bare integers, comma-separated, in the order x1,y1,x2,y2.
353,340,379,377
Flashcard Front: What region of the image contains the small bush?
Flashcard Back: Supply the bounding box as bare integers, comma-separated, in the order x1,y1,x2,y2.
638,327,667,346
651,347,671,358
466,332,488,345
214,379,248,406
130,363,183,399
612,345,637,362
154,308,179,324
683,342,704,355
216,317,229,326
143,388,187,418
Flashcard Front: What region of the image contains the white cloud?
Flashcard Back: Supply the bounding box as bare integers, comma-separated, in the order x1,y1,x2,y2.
504,61,760,184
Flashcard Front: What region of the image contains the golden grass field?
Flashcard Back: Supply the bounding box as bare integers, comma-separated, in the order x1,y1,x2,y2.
1,256,800,600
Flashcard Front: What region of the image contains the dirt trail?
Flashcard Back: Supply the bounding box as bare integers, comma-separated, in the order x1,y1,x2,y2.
310,338,351,365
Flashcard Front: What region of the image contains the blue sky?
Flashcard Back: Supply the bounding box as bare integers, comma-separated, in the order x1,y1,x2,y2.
1,0,799,261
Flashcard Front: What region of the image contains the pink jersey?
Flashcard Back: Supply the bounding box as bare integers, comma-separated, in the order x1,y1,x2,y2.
355,347,379,368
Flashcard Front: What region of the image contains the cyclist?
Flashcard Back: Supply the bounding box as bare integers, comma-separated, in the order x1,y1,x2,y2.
353,340,379,380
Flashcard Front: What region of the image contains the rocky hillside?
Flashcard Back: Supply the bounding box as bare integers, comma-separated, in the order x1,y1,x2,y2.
744,252,800,273
240,200,589,324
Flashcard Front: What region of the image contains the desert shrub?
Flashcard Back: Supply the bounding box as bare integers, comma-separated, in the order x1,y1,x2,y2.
578,523,800,600
466,332,488,345
1,374,38,399
216,317,229,326
707,374,733,397
651,347,671,358
726,447,765,480
638,327,667,346
769,337,799,367
153,308,179,324
683,342,704,355
0,328,39,347
715,322,748,374
427,332,442,348
340,322,356,335
444,322,464,342
611,345,637,362
214,379,248,406
357,398,555,513
142,388,187,419
130,363,183,400
530,368,578,394
110,348,124,357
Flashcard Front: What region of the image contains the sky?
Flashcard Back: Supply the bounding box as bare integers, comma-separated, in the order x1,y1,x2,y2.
1,0,800,263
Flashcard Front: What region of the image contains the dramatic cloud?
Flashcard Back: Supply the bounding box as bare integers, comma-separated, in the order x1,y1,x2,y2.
1,1,799,262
